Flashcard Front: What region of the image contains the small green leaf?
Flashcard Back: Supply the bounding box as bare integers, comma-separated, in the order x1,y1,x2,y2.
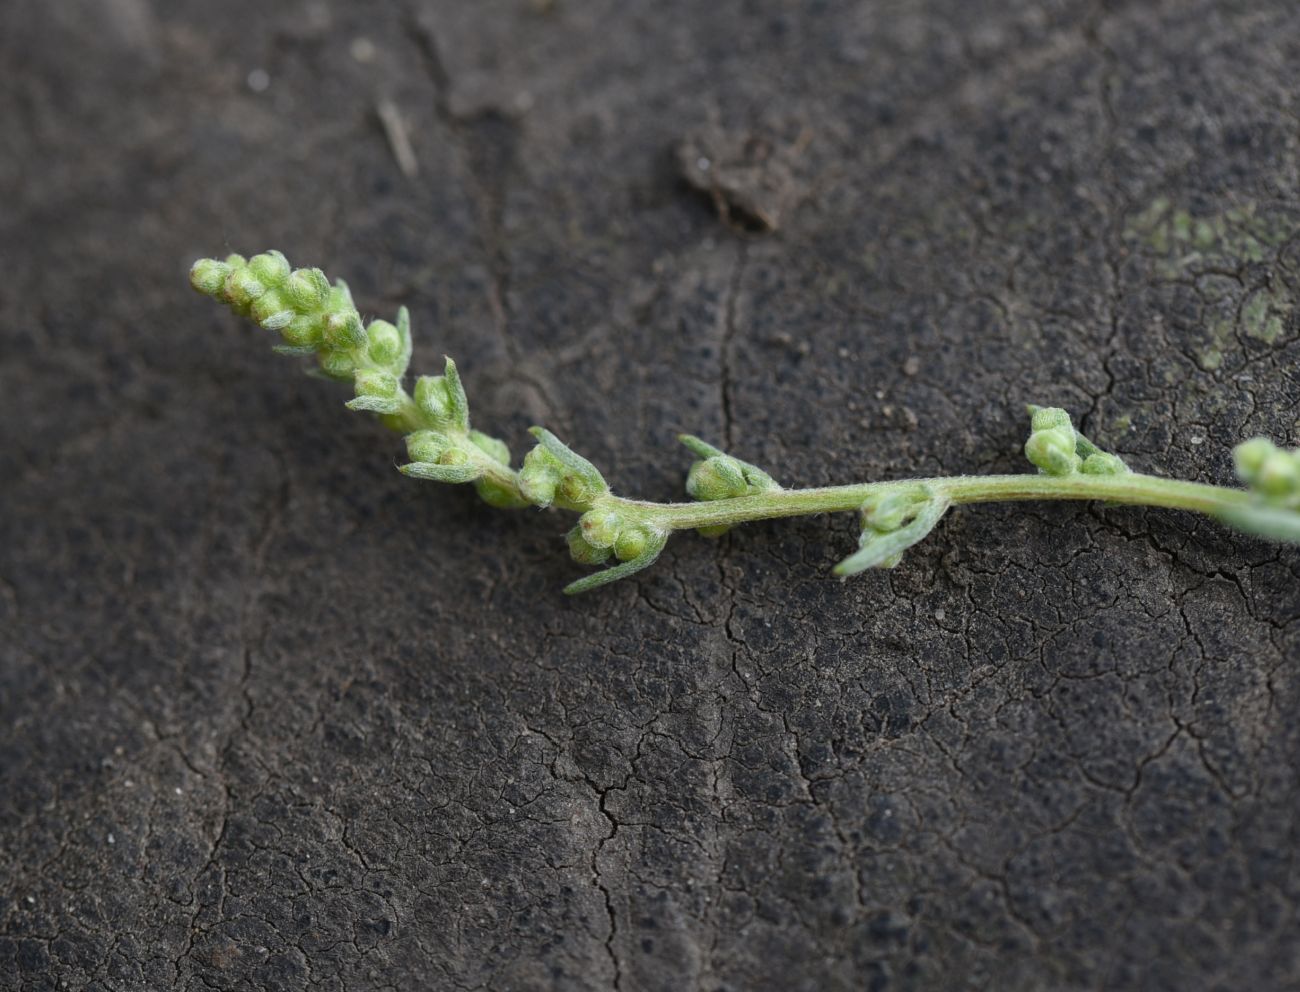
399,462,482,484
345,395,404,414
1217,503,1300,543
679,435,728,459
443,357,470,431
394,306,413,375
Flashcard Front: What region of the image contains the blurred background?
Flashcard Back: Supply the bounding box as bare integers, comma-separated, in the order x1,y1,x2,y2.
3,1,1300,989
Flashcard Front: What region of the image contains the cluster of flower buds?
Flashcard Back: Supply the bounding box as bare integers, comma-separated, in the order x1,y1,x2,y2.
1234,438,1300,508
566,507,660,566
397,357,522,507
1023,406,1128,477
513,427,672,592
193,252,521,508
677,435,779,537
190,252,412,412
518,428,611,511
833,486,949,576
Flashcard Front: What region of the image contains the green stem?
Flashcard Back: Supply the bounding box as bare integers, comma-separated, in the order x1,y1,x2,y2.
374,385,1256,542
610,472,1253,532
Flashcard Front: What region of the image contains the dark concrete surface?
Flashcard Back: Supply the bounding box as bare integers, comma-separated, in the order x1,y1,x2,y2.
4,1,1300,989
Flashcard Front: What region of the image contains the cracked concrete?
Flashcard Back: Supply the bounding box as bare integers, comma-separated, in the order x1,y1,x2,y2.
4,0,1300,989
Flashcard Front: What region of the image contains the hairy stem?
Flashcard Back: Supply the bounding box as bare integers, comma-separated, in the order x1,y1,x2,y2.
609,472,1253,532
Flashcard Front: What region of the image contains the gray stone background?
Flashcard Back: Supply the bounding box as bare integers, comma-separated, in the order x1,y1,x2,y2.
3,0,1300,989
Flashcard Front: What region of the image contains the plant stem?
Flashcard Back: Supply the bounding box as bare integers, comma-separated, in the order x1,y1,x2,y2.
611,472,1253,531
373,384,1253,538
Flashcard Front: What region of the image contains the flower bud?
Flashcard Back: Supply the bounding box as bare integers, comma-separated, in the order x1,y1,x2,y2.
861,490,914,533
354,369,398,400
568,526,612,565
1234,437,1276,482
469,431,510,465
285,268,330,310
1025,426,1080,476
1255,450,1300,501
318,349,355,379
248,251,291,287
579,510,622,549
251,289,294,329
1081,451,1127,476
686,457,748,501
558,473,602,510
475,477,526,509
406,430,448,464
613,526,652,562
189,258,231,297
367,320,402,366
223,268,267,313
1030,406,1073,433
325,311,365,350
518,447,562,506
439,447,470,466
414,375,454,422
281,313,323,348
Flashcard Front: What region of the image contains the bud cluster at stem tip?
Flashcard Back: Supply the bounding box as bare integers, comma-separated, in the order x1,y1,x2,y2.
191,251,416,421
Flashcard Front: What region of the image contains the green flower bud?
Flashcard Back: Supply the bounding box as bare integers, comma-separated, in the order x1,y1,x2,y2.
613,526,652,562
282,313,323,348
861,490,914,533
439,447,470,466
475,476,526,509
414,375,454,422
223,268,267,313
1234,437,1277,482
518,447,563,506
325,311,365,350
319,349,355,379
568,526,612,565
251,289,294,329
468,431,509,465
367,320,402,366
1025,426,1080,476
1030,406,1073,433
558,473,602,510
1255,450,1300,501
1081,451,1128,476
406,430,448,464
697,524,731,539
686,457,748,501
354,369,398,400
285,268,330,310
579,510,622,548
189,258,231,297
248,251,291,287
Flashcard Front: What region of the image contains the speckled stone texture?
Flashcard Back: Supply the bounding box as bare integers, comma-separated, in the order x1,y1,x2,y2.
3,1,1300,989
